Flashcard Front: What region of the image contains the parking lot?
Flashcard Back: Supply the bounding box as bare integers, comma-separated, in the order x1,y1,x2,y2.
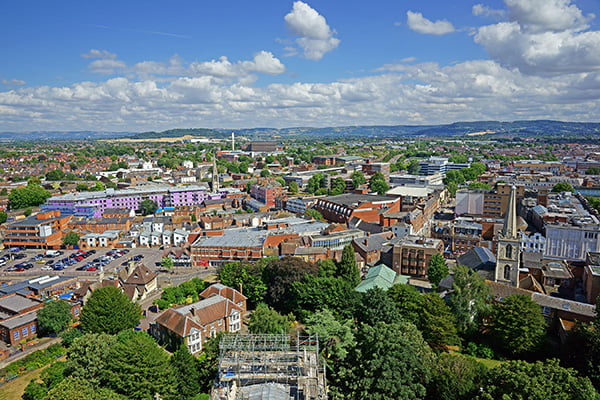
0,247,165,278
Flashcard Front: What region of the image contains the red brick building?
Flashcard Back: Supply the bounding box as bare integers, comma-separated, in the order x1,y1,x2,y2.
4,210,72,249
314,194,401,224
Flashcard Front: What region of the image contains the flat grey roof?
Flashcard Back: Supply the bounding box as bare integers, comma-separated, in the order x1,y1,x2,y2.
0,295,43,313
0,311,37,329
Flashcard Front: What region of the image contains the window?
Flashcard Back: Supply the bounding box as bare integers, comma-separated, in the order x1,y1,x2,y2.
504,265,511,281
505,244,512,259
30,325,36,334
13,330,19,340
22,327,28,337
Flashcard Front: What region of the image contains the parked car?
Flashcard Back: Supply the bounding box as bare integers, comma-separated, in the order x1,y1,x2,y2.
86,266,98,271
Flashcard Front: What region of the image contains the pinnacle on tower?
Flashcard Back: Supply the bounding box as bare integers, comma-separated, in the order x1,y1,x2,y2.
502,185,518,238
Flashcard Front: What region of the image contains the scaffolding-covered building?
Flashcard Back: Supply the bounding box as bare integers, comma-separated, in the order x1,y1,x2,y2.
211,334,327,400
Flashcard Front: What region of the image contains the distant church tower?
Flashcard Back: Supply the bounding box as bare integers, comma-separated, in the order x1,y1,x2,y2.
495,185,521,287
211,157,220,192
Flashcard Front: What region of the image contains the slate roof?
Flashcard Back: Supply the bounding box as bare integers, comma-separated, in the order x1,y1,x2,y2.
458,247,496,271
0,294,43,314
0,310,37,329
321,193,397,207
124,264,157,285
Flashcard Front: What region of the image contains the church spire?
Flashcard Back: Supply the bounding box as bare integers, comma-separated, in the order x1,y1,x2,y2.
502,185,518,238
211,157,219,192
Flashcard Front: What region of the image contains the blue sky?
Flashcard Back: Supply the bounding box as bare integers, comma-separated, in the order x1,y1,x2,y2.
1,0,600,132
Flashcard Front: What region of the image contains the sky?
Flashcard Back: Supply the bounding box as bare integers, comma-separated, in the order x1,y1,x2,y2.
1,0,600,132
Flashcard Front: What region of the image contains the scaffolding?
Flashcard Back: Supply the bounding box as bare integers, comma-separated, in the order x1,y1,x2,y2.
211,333,327,400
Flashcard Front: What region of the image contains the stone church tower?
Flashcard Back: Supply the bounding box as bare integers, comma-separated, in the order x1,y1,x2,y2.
211,157,220,192
495,185,521,287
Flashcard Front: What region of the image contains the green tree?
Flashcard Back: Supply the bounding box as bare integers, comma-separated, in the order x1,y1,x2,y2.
0,187,7,196
44,377,127,400
288,180,299,194
427,253,448,287
139,199,158,215
419,293,460,351
171,344,202,400
337,244,360,286
475,359,599,400
369,171,389,195
387,283,423,326
329,176,346,195
355,287,401,326
468,181,492,190
217,261,267,306
45,169,65,181
37,300,72,335
586,166,600,175
489,294,546,356
552,182,575,193
248,303,293,334
448,154,468,163
22,381,48,400
307,173,326,194
407,159,421,175
351,170,366,188
290,274,359,320
62,232,80,246
304,208,323,220
161,256,174,270
448,265,490,336
80,286,141,335
305,309,355,364
76,183,89,192
444,170,465,185
263,256,319,313
427,353,486,400
90,181,105,191
259,169,271,177
65,333,117,387
8,183,51,209
0,209,7,224
103,331,176,400
335,321,433,400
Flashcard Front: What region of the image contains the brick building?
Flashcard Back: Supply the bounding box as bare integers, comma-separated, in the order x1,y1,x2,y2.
4,210,72,249
392,236,444,278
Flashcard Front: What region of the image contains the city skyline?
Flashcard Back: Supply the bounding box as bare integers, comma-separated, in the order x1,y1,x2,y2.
1,0,600,132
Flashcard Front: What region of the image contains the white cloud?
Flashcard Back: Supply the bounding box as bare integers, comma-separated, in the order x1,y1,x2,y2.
241,51,286,75
406,11,455,35
504,0,592,33
2,58,600,132
1,79,26,86
82,49,126,74
284,1,340,60
82,49,119,60
474,0,600,75
472,4,506,19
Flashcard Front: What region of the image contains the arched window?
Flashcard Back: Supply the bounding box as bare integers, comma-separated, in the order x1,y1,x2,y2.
505,244,512,259
504,265,511,280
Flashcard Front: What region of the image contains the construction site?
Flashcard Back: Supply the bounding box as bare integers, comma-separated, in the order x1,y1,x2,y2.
211,333,327,400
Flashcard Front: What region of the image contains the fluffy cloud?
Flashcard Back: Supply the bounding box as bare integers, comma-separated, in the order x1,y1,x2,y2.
2,58,600,132
406,11,455,35
474,0,600,75
82,49,126,74
1,79,26,86
472,4,506,19
284,1,340,60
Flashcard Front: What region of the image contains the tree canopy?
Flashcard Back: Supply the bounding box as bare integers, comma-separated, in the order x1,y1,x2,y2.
80,286,141,335
427,253,448,287
139,199,158,215
8,183,51,209
489,294,546,356
248,303,293,334
263,256,319,313
62,232,80,246
552,182,575,193
37,300,72,335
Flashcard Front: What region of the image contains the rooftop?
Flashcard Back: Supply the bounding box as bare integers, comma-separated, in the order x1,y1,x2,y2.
320,193,397,207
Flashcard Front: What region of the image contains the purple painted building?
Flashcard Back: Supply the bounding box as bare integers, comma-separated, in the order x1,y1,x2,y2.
44,185,222,218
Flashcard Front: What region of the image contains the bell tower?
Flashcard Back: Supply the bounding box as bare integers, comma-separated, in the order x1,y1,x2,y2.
495,185,521,286
211,157,220,192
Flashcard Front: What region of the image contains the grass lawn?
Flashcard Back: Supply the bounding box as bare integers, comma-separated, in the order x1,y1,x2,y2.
0,356,66,400
449,350,504,369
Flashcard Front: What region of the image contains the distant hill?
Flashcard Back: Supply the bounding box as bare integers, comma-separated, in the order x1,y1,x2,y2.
1,120,599,141
127,128,226,139
0,131,134,141
225,120,600,139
